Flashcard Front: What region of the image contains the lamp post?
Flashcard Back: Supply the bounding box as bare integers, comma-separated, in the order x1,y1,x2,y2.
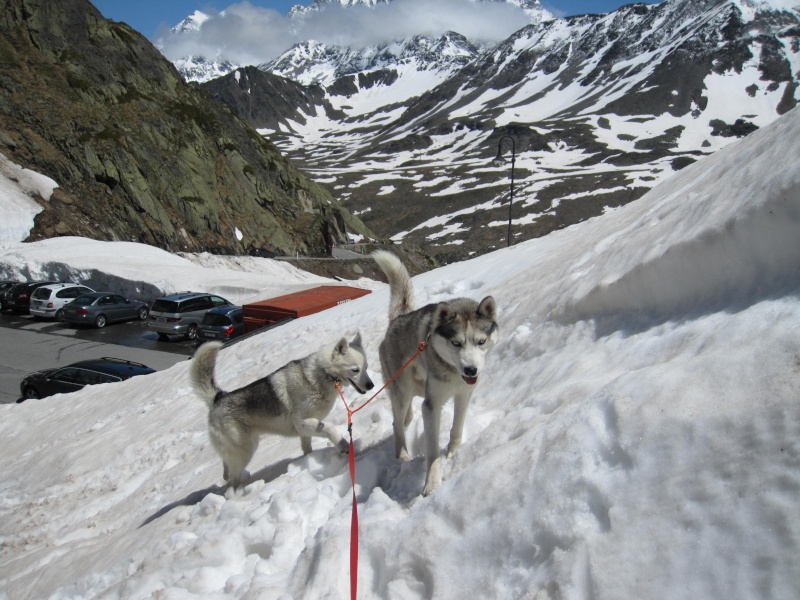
493,135,516,247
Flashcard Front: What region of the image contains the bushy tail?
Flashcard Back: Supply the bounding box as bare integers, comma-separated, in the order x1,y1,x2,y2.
190,341,223,407
372,250,415,321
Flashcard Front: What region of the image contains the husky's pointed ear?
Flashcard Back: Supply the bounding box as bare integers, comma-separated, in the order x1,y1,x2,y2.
351,331,363,348
334,337,349,357
478,296,497,321
434,302,455,325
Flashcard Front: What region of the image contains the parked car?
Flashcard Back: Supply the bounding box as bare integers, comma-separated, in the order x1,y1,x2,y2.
29,283,94,319
197,306,245,342
61,292,149,328
4,281,58,313
0,280,21,311
249,247,277,259
148,292,233,340
18,357,156,401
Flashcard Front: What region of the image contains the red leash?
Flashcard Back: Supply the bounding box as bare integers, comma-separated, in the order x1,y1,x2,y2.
334,340,427,600
346,415,358,600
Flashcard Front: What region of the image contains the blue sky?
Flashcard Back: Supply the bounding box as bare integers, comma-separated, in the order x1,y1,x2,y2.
93,1,662,40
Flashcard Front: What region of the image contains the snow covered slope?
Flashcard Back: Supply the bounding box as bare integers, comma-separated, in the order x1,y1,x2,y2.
0,153,56,242
0,99,798,599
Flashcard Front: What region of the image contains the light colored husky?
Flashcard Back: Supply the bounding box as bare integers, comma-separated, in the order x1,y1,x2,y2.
373,251,498,496
190,334,373,489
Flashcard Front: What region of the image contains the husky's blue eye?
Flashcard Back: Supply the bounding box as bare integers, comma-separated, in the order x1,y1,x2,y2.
451,340,462,347
351,367,360,373
478,339,486,346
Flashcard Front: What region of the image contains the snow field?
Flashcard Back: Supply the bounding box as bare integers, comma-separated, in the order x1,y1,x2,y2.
1,103,799,599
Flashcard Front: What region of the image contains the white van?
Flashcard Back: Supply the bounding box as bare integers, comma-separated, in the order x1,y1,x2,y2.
29,283,94,319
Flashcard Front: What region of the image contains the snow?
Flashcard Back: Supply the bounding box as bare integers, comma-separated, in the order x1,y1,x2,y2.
0,237,354,307
326,65,448,118
0,153,57,243
736,0,800,19
1,106,800,599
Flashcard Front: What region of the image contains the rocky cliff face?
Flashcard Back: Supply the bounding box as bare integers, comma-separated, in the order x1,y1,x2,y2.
0,0,373,256
202,67,345,136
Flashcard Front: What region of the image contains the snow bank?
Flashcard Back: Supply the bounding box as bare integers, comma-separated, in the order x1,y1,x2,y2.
0,237,379,305
0,107,799,599
0,153,56,242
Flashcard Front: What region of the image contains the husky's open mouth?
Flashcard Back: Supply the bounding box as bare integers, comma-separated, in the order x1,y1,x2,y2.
349,378,367,394
462,375,478,385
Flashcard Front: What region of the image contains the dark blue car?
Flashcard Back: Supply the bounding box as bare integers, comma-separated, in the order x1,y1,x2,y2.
197,306,245,342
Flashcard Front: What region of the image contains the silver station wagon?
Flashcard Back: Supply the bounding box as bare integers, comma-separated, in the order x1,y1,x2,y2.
148,292,232,341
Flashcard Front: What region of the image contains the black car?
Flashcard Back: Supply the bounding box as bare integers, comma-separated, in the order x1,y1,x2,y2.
18,357,156,401
0,280,20,311
4,281,58,313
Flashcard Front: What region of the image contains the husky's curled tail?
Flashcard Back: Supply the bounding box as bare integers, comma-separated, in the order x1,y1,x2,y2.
190,341,223,407
372,250,415,321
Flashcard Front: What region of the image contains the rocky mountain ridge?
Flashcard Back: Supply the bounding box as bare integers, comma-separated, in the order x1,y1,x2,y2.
0,0,374,256
165,0,552,85
265,31,481,87
197,0,800,262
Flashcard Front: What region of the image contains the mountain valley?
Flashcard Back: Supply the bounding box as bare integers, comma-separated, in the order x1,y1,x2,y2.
179,0,800,262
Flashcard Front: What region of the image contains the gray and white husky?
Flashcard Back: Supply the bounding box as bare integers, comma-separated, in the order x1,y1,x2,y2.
373,251,498,496
190,334,373,489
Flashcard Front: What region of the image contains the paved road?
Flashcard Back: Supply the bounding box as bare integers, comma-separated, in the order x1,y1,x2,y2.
332,246,366,258
274,246,371,260
0,312,196,404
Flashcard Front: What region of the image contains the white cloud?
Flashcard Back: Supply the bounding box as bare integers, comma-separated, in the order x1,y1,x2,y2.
156,0,537,64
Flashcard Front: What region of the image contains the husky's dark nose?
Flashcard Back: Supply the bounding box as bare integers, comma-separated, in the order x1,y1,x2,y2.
366,379,374,390
464,366,478,378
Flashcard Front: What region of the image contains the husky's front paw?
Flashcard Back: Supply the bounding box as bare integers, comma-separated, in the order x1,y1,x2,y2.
446,439,461,459
421,480,439,497
422,461,442,497
225,469,250,496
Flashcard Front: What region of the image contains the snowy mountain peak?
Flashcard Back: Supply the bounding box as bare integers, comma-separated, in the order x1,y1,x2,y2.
289,0,390,16
165,0,554,83
265,30,480,86
172,55,238,83
736,0,800,11
286,0,553,20
170,9,209,34
499,0,553,20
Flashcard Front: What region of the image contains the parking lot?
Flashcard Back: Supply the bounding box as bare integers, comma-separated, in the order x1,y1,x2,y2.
0,312,197,404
